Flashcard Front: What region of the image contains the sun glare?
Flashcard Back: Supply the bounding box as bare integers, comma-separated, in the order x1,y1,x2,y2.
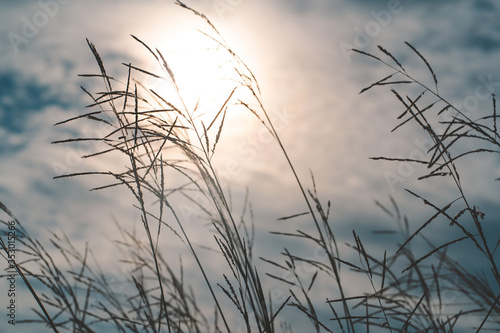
137,19,260,153
152,29,242,117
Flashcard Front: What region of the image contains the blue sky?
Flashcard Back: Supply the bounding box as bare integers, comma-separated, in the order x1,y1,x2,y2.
1,0,500,331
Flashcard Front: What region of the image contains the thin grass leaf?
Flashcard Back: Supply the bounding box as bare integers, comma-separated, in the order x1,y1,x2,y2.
381,251,387,291
400,289,428,332
396,196,459,254
359,73,395,94
131,34,159,61
402,236,469,273
475,293,500,332
277,212,309,221
212,106,227,155
405,41,438,94
378,45,405,72
86,39,113,94
207,87,237,131
374,200,394,218
123,63,161,80
156,49,176,87
352,48,382,62
494,94,498,141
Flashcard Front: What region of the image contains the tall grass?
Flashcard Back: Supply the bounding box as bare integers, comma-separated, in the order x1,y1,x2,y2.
1,2,499,332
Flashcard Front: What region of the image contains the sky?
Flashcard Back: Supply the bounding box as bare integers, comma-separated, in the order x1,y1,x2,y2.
1,0,500,332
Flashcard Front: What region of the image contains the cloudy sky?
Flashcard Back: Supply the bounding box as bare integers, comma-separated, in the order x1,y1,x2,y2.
1,0,500,331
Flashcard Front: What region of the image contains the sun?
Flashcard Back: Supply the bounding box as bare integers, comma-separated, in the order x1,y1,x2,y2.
136,19,258,151
150,28,242,117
